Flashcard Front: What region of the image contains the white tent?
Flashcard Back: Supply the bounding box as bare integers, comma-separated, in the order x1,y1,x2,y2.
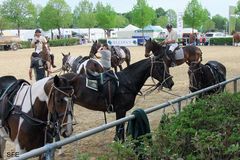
117,24,139,38
133,25,164,38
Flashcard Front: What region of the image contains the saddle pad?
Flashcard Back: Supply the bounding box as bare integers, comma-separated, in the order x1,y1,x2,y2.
175,48,184,60
86,78,98,91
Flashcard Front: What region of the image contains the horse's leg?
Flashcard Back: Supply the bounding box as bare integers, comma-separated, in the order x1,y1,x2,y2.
119,65,123,71
0,137,6,159
114,110,126,141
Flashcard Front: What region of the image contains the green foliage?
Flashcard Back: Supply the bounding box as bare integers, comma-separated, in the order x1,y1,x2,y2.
183,0,209,31
73,0,97,28
209,37,233,45
154,16,168,27
115,15,129,28
235,17,240,31
166,9,177,27
131,0,156,29
0,0,36,36
98,39,107,44
39,0,72,35
202,19,215,32
20,38,79,49
95,2,117,38
155,7,166,18
212,14,228,31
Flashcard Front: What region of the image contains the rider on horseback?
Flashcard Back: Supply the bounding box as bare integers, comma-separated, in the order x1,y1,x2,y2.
162,24,178,67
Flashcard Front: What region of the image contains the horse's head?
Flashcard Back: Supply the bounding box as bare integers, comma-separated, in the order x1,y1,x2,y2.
45,75,74,138
62,52,71,72
89,40,101,57
150,56,174,89
145,38,165,58
188,62,203,92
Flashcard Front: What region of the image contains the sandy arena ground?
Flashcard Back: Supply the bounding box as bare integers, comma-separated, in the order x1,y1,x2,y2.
0,45,240,159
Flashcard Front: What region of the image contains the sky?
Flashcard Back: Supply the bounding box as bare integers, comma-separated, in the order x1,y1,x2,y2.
0,0,239,18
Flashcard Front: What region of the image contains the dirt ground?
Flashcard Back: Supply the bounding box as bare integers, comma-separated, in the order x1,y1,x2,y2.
0,45,240,159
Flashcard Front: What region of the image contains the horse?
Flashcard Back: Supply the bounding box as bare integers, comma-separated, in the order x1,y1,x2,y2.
144,38,203,69
233,32,240,46
61,52,104,75
0,75,74,159
89,40,131,72
40,43,52,76
188,60,226,97
61,55,174,140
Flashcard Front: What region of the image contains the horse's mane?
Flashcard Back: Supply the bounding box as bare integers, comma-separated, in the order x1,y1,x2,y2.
121,58,149,72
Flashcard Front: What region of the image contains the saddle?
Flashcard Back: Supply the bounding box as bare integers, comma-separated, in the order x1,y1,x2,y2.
86,70,119,111
0,77,30,126
206,61,226,83
72,56,89,73
0,76,17,98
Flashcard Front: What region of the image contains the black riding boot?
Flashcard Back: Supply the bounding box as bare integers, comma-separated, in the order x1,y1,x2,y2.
50,54,56,68
168,50,176,67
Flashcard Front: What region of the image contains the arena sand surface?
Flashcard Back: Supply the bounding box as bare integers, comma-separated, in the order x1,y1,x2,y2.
0,45,240,159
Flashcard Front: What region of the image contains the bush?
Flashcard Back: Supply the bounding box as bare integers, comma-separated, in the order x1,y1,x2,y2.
98,39,107,44
20,41,31,49
83,92,240,159
48,38,79,46
209,37,233,45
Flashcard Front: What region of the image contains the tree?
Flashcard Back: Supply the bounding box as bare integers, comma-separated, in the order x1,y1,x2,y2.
236,0,240,15
212,14,227,31
0,0,36,36
39,0,72,38
115,14,129,28
95,2,117,38
155,16,168,27
166,9,177,27
73,0,97,41
155,7,166,18
132,0,156,36
236,17,240,31
183,0,208,32
202,19,215,32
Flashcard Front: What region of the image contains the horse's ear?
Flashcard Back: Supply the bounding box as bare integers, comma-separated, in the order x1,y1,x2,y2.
62,53,65,56
149,38,152,41
54,75,60,87
68,52,70,55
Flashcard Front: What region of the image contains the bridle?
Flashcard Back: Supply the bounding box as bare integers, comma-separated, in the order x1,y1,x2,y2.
188,63,203,91
45,84,74,143
62,55,75,72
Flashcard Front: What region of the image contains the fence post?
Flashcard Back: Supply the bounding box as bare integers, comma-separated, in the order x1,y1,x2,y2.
177,101,181,114
45,146,55,160
234,80,238,93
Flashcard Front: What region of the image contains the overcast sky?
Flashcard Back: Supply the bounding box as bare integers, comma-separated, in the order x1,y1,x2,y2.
0,0,239,18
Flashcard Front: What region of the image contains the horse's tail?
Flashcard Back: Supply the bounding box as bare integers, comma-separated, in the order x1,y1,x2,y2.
198,48,203,62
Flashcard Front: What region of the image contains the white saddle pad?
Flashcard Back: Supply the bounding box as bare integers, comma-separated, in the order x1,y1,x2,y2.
175,48,184,60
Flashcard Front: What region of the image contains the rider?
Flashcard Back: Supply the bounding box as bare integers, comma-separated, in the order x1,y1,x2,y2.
162,24,178,67
96,43,111,71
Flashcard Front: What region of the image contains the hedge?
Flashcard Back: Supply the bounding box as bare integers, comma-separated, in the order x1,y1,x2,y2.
19,38,79,49
209,37,233,45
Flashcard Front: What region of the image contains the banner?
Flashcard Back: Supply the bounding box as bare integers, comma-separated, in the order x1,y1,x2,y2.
177,12,184,36
107,39,138,46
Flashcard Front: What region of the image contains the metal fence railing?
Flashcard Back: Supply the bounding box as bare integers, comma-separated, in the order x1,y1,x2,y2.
11,76,240,160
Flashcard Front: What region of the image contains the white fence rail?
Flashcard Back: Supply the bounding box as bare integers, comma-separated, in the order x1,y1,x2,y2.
11,76,240,160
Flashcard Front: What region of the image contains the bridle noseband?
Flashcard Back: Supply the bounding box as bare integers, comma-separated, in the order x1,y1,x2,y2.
188,63,203,91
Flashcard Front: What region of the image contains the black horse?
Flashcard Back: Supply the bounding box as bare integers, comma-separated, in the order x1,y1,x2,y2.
188,60,226,97
89,41,131,72
62,56,174,140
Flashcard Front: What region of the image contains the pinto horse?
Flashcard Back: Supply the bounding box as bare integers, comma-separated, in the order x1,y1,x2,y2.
0,75,74,159
188,61,226,97
233,32,240,46
61,52,104,75
89,41,131,72
62,56,174,140
145,38,203,68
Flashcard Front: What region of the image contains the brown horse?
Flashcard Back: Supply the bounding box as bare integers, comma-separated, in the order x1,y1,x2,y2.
39,43,52,76
145,38,203,69
89,41,131,72
233,32,240,46
62,56,174,140
61,52,104,75
0,75,74,159
188,60,226,97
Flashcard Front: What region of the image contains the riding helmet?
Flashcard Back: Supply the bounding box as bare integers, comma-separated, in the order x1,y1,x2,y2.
35,29,41,33
166,24,173,29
